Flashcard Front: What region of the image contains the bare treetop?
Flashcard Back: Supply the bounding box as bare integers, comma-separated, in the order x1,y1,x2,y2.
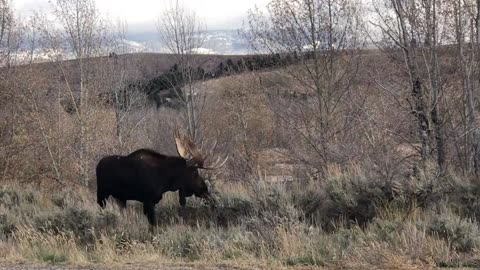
52,0,109,58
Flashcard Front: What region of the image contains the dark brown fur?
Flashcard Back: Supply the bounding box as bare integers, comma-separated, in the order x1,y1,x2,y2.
96,148,209,225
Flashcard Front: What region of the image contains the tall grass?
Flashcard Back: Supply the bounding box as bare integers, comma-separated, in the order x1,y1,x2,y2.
0,166,479,268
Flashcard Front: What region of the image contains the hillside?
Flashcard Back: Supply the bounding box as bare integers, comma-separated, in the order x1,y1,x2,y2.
1,44,480,270
10,52,246,81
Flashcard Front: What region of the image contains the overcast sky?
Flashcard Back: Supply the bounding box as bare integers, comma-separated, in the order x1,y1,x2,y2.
15,0,270,32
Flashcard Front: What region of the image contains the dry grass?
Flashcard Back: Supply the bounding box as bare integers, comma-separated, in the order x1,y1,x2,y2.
2,47,480,270
0,166,479,269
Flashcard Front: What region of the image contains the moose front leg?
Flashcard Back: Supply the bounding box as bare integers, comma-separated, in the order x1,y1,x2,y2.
179,189,186,207
114,198,127,209
143,202,157,226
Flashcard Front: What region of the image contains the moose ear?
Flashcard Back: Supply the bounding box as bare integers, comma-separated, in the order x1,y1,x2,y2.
174,128,189,159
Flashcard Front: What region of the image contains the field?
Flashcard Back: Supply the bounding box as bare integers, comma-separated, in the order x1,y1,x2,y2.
1,162,480,269
3,2,480,265
2,48,480,269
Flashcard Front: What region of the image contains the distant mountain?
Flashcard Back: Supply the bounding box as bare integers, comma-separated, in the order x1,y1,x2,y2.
125,30,252,55
116,39,151,54
7,30,252,66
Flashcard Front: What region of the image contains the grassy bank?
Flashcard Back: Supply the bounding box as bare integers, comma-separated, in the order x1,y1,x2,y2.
0,166,480,269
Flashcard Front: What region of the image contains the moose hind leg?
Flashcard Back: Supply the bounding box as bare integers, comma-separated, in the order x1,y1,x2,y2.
97,192,108,208
143,202,157,226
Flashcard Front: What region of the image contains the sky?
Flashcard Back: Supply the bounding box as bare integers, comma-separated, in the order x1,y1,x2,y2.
15,0,270,32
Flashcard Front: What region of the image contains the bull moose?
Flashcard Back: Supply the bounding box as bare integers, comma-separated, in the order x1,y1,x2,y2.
96,128,226,225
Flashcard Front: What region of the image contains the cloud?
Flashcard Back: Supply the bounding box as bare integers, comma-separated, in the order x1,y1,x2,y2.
14,0,52,17
14,0,270,31
188,47,218,54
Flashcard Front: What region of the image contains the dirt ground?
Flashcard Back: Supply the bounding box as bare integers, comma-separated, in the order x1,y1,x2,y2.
0,263,272,270
0,265,239,270
0,263,476,270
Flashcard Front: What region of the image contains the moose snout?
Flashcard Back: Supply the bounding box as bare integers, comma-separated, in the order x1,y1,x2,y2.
202,193,218,209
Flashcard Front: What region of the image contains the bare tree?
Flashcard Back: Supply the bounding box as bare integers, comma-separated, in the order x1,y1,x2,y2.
103,20,148,151
0,0,21,181
0,0,11,45
0,0,13,77
24,16,39,64
451,0,480,174
37,0,110,186
244,0,364,172
370,0,449,175
157,0,207,139
17,70,63,182
0,0,22,67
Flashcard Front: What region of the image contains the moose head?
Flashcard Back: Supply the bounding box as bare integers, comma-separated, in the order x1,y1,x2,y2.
173,127,228,205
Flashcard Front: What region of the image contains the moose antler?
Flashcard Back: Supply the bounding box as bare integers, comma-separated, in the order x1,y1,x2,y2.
195,134,229,170
173,126,228,170
183,136,205,167
201,155,229,170
174,128,189,159
173,127,205,167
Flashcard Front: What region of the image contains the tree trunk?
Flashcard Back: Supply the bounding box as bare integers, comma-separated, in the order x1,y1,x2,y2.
428,0,446,175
